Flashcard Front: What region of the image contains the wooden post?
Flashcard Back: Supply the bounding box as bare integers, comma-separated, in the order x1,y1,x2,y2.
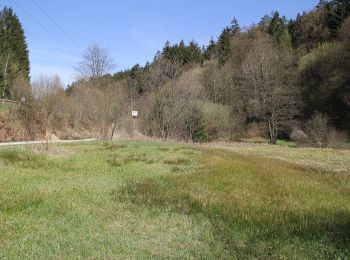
111,123,116,141
45,127,49,151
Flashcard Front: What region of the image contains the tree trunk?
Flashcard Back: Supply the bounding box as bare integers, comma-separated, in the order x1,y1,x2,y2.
3,53,11,99
267,117,277,145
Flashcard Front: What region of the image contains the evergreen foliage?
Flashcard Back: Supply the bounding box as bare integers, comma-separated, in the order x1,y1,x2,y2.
217,27,232,65
0,6,30,99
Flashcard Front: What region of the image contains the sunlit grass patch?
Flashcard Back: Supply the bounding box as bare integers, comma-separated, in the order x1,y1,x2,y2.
276,140,297,148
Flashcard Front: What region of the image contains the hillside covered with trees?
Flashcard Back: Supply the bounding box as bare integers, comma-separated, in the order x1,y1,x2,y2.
0,6,30,100
1,0,350,147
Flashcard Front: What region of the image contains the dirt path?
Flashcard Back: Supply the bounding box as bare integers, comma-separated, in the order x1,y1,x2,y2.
0,139,96,147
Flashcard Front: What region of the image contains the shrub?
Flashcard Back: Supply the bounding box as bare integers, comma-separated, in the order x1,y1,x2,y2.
305,112,329,148
327,128,349,149
290,127,308,144
199,101,231,141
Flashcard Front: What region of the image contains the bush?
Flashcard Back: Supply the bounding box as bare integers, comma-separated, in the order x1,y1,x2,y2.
199,101,231,141
305,112,329,148
327,128,349,149
244,122,267,139
290,127,308,144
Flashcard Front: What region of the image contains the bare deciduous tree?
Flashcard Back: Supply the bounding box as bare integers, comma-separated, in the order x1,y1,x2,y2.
76,44,115,79
241,38,299,144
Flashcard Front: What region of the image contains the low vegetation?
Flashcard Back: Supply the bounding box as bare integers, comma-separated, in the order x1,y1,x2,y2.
0,103,16,113
0,141,349,258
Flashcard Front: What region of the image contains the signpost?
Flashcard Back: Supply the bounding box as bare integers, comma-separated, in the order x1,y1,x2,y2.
132,110,138,136
130,97,140,137
132,110,138,117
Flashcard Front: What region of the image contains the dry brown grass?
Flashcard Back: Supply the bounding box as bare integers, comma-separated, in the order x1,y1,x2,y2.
199,142,350,174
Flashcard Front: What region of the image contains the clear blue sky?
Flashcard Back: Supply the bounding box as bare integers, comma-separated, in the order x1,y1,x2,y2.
2,0,319,85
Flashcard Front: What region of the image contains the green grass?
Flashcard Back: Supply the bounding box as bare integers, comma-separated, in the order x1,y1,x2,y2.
0,141,349,258
0,103,16,113
276,140,297,148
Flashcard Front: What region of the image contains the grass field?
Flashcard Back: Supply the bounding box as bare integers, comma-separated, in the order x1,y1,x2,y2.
0,141,349,258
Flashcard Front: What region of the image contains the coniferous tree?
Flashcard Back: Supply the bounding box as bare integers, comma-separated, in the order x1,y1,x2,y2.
218,27,232,66
187,40,203,64
326,0,350,38
267,11,292,48
204,37,218,60
258,14,271,31
230,18,241,35
288,14,303,48
0,6,30,99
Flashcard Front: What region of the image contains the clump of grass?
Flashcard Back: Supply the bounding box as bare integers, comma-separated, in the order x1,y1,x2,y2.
0,191,45,213
104,143,127,150
0,148,49,169
145,159,155,164
182,150,194,155
107,152,155,167
164,157,190,165
115,179,202,215
171,166,182,172
123,153,147,164
158,147,170,151
107,158,123,167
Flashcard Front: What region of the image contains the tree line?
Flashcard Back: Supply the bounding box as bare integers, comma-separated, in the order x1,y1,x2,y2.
4,1,350,147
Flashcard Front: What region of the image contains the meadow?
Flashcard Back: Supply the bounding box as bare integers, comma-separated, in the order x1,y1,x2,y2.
0,141,349,258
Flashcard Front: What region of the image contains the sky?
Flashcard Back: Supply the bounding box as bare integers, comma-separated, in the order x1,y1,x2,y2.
1,0,319,86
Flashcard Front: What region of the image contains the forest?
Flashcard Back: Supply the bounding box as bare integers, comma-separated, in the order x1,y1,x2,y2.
1,0,350,147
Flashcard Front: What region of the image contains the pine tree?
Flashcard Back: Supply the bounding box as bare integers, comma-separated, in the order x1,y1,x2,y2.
217,27,232,66
187,40,203,64
258,15,271,31
288,14,303,48
230,18,241,35
204,37,218,60
326,0,350,38
0,7,30,98
267,11,292,48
